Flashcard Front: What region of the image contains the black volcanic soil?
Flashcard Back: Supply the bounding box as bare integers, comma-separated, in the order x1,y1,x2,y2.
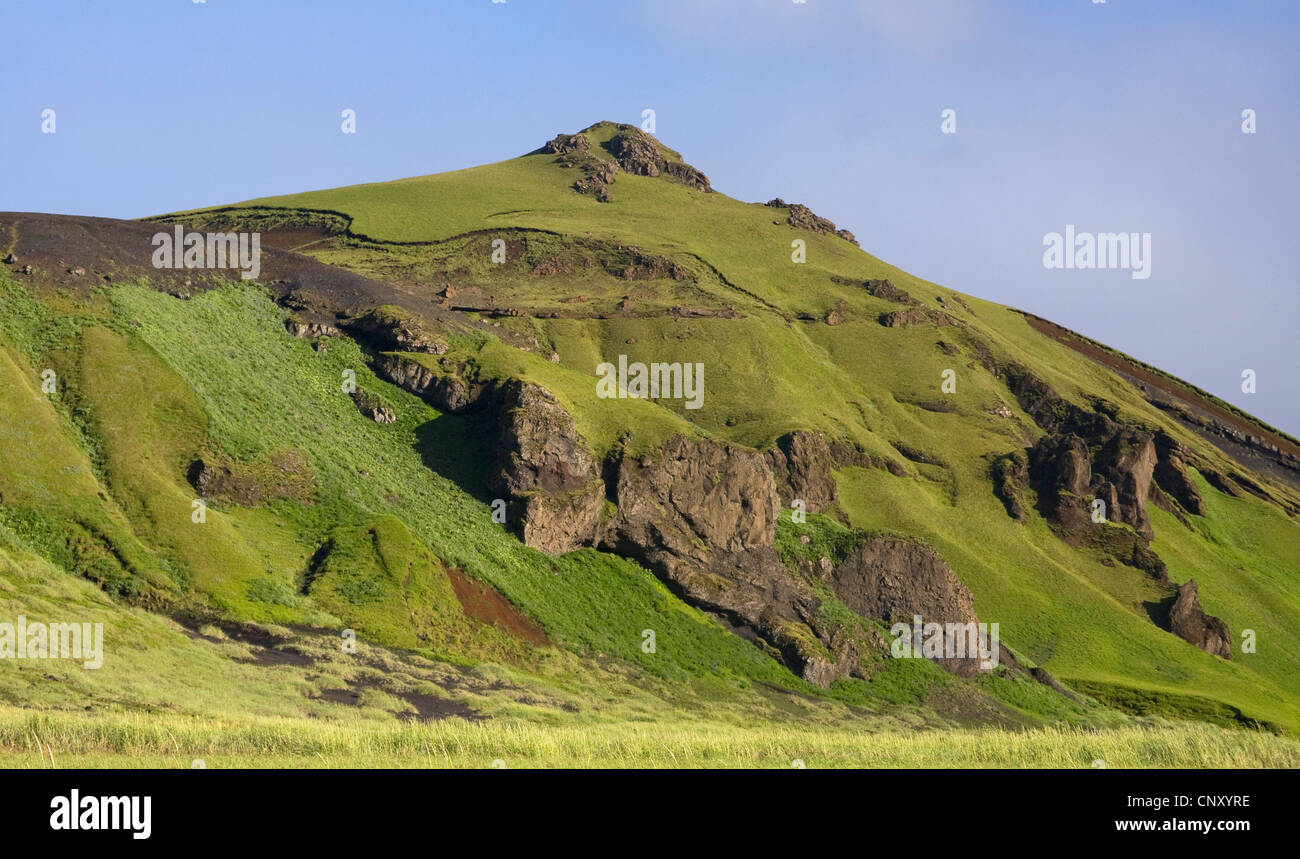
0,211,538,350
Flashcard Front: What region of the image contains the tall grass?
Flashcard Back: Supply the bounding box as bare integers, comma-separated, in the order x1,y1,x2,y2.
3,708,1297,769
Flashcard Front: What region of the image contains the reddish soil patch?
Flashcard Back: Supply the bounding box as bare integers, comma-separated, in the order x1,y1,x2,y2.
1020,312,1300,460
446,567,550,647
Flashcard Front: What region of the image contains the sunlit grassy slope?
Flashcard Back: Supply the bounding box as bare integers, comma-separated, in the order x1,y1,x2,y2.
0,122,1296,767
199,125,1300,733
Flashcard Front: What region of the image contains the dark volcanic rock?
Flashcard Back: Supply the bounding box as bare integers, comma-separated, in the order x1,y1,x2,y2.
1026,429,1167,578
1095,427,1157,538
343,308,449,355
829,535,987,677
992,449,1030,521
601,126,713,192
768,430,838,513
608,436,780,561
376,353,488,414
603,436,858,685
489,382,604,556
1152,430,1205,516
766,198,860,246
1169,579,1232,659
542,132,590,155
1002,362,1167,541
862,278,919,306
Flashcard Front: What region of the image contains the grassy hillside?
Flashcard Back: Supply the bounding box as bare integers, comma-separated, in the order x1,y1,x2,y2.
187,124,1300,729
1,122,1296,766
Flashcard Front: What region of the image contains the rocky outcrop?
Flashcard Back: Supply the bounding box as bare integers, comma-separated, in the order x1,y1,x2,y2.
542,133,590,156
1028,434,1092,525
604,127,713,192
285,318,340,339
991,449,1029,521
1094,427,1157,538
542,124,712,199
879,308,954,328
862,278,919,306
765,198,859,246
489,382,605,555
1169,579,1232,659
767,431,838,513
828,536,988,677
343,308,449,355
1026,431,1166,578
1000,362,1186,542
376,353,489,414
351,388,395,424
1152,430,1205,516
606,437,780,563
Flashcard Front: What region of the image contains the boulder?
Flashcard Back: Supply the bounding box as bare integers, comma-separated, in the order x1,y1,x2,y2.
1169,579,1232,659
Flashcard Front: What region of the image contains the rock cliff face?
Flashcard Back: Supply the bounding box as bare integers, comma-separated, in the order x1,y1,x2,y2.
488,382,605,556
829,536,989,677
1153,430,1206,516
376,353,489,414
1001,362,1167,544
375,347,1043,686
601,435,865,685
767,430,838,513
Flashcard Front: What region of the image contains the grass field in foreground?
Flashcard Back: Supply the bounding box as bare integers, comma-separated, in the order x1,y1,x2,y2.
2,710,1297,769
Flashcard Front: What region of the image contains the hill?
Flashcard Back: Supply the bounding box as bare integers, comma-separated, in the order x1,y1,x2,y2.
1,122,1298,765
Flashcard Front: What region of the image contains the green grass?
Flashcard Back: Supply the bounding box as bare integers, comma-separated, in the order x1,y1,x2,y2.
0,123,1293,764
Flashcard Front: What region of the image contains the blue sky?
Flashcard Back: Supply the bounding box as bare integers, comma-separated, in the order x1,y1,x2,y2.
3,0,1297,433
